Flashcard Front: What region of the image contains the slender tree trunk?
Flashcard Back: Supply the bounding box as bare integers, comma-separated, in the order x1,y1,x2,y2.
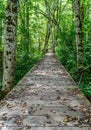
25,0,30,54
44,0,52,53
52,25,56,53
19,9,26,51
38,35,41,53
74,0,83,69
20,0,30,55
52,0,60,53
0,51,2,68
2,0,18,93
0,20,3,47
85,4,89,46
19,1,27,53
44,22,52,53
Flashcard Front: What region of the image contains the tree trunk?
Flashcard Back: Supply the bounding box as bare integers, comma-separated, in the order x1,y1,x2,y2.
44,22,52,53
52,25,56,53
25,0,30,54
38,33,42,54
52,0,60,53
43,0,52,53
0,51,2,68
19,0,30,55
74,0,83,69
0,20,3,47
2,0,18,93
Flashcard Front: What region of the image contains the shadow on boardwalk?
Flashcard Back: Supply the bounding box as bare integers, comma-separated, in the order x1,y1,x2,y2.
0,51,91,130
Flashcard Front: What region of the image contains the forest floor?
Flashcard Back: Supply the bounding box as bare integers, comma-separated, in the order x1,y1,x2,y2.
0,51,91,130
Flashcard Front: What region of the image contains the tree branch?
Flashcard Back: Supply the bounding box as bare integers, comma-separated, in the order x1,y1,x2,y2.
38,9,61,32
71,65,91,74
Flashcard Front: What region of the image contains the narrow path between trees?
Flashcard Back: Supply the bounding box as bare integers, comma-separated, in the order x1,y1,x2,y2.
0,51,91,130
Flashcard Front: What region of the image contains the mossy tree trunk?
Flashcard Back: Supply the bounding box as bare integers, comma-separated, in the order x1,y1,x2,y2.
2,0,18,93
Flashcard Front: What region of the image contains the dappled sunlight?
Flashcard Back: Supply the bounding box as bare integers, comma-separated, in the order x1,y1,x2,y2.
0,52,90,129
0,0,91,129
46,51,54,56
0,125,9,130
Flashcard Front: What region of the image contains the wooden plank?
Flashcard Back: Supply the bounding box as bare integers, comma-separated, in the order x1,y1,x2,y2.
0,51,91,129
0,126,91,130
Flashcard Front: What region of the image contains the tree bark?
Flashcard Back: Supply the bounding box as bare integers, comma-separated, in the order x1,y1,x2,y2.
43,0,52,53
25,0,30,54
44,22,52,53
52,0,60,53
19,0,30,55
74,0,83,69
2,0,18,93
0,51,2,68
0,20,3,48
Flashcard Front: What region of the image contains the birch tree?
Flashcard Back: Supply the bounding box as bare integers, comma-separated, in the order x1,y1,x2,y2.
0,0,5,48
2,0,18,93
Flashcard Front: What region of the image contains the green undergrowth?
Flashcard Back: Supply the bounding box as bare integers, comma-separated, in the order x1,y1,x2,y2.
15,53,43,85
56,49,91,102
0,53,43,92
71,70,91,101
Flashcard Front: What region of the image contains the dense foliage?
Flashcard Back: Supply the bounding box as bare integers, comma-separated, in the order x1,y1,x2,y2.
55,0,91,100
0,0,91,101
0,0,45,91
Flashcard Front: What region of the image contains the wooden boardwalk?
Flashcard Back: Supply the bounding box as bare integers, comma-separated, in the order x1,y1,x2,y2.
0,51,91,130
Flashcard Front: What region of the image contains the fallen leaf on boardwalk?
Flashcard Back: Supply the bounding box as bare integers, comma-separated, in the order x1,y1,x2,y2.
45,114,49,119
25,87,30,91
56,90,61,94
63,115,77,124
2,113,7,116
68,106,76,111
32,108,37,113
21,102,27,107
26,125,31,129
50,109,53,112
43,123,46,126
40,108,42,110
32,92,38,95
63,118,69,123
80,105,86,109
84,119,89,123
46,121,51,124
52,111,56,114
6,103,13,108
16,117,23,125
57,96,60,100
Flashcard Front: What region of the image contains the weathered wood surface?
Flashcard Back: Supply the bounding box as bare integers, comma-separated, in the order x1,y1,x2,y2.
0,51,91,130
